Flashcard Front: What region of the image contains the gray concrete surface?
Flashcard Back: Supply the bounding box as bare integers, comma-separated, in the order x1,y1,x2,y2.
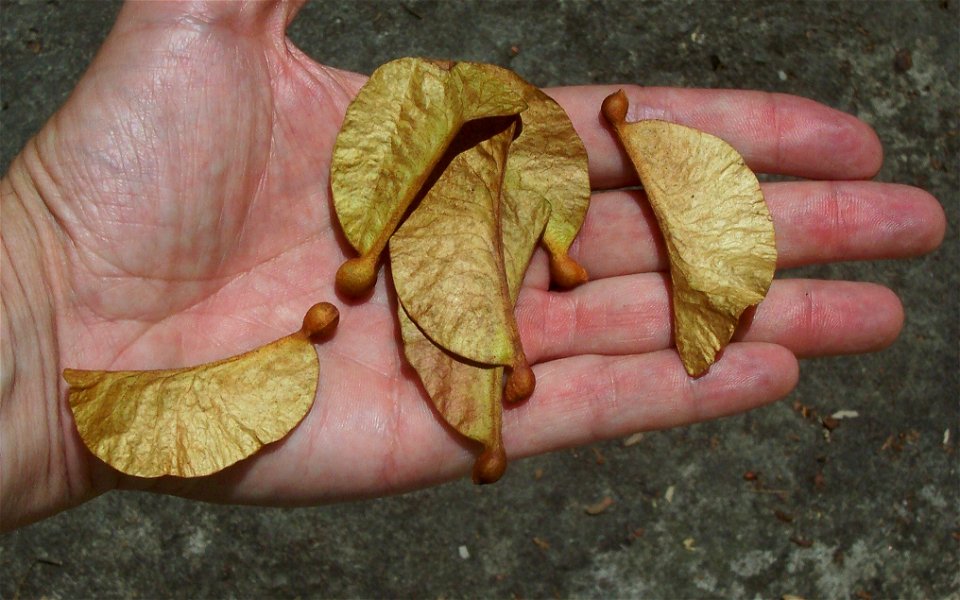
1,0,957,598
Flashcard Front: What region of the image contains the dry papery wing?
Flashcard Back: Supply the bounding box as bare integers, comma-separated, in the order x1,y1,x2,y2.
331,58,527,296
602,90,776,375
398,311,507,483
65,303,338,477
396,118,552,483
478,64,592,288
390,120,533,390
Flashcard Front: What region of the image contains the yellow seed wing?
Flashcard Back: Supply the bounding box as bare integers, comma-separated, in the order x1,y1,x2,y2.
399,308,503,446
390,123,521,367
66,333,319,478
464,64,591,287
604,91,776,375
395,133,550,481
501,75,590,287
331,58,526,256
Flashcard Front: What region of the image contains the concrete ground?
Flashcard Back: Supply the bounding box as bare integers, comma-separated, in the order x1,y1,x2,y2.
1,1,957,597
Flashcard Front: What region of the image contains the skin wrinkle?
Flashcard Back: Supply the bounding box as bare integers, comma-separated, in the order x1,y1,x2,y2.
587,355,627,443
844,185,903,249
124,104,151,217
83,131,133,218
822,181,852,258
75,262,229,324
6,170,64,337
240,91,274,257
801,182,911,262
513,289,547,360
0,292,17,408
375,375,407,494
543,358,593,442
336,347,399,383
603,191,661,270
209,79,230,258
14,190,137,354
795,285,821,356
268,63,350,204
574,284,605,343
75,134,173,286
825,181,923,260
73,284,218,371
518,275,663,363
297,371,333,474
237,42,271,245
555,355,629,446
185,67,211,265
1,175,73,527
71,197,321,330
20,144,74,280
104,297,239,369
47,298,76,504
806,284,850,353
711,92,784,174
545,291,579,359
685,360,724,424
761,92,787,173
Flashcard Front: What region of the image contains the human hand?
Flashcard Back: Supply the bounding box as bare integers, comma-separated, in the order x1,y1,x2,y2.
0,0,945,531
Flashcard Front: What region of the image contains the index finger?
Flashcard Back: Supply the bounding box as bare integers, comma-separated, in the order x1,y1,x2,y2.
546,85,883,188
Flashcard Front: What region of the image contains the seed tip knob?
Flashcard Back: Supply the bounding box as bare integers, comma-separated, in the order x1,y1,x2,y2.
549,254,589,289
504,361,535,403
601,89,629,124
472,446,507,484
302,302,339,339
336,256,377,298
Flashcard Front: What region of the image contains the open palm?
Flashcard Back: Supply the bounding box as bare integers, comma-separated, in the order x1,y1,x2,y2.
0,1,945,529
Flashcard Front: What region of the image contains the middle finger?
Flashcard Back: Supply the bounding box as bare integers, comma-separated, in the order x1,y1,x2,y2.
559,180,944,280
516,276,904,363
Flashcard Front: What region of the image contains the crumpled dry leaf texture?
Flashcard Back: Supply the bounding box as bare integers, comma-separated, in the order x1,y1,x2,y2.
603,90,776,375
333,57,591,483
502,69,590,288
65,303,338,478
398,310,506,482
396,121,551,483
477,65,591,287
331,58,526,295
390,122,525,369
